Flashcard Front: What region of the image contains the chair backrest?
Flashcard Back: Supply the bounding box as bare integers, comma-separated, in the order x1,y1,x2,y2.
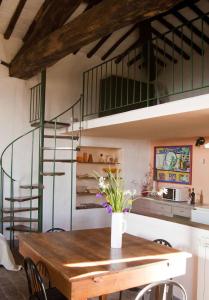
135,280,187,300
46,227,65,233
24,257,47,300
153,238,172,248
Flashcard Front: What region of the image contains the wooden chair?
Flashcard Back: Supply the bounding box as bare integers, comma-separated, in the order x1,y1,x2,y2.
153,239,172,248
119,238,172,300
46,228,66,233
135,280,187,300
24,257,67,300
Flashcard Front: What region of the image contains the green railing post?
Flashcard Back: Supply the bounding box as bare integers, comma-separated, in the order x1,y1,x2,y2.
0,166,3,233
38,69,46,232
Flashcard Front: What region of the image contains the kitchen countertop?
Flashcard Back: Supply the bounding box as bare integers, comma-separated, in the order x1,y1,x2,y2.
131,210,209,231
135,195,208,209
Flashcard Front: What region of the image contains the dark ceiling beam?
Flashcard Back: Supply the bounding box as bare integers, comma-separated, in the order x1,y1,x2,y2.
101,24,138,61
157,17,202,55
73,0,102,54
115,38,143,64
187,3,209,26
4,0,27,39
10,0,184,79
151,27,190,60
139,57,166,69
87,33,112,58
152,44,177,63
127,53,142,67
23,0,82,46
172,11,209,45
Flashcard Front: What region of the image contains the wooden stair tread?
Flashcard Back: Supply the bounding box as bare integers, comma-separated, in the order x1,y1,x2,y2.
41,172,65,176
43,147,80,151
43,159,76,163
6,225,38,232
2,216,38,222
44,135,79,140
2,207,38,213
31,120,70,129
20,184,44,190
5,195,39,202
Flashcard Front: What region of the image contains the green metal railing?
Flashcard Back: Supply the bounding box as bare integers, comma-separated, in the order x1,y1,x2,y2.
30,83,41,123
83,13,209,119
0,72,83,244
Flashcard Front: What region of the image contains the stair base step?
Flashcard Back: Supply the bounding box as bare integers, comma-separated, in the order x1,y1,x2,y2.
2,217,38,222
6,225,38,232
2,207,38,213
31,121,70,129
20,184,44,190
5,196,39,202
41,172,65,176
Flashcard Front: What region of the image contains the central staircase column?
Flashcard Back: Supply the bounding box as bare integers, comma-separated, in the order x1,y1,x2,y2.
38,69,46,232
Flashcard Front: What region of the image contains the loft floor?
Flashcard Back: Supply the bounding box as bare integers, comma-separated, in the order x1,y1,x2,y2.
70,93,209,140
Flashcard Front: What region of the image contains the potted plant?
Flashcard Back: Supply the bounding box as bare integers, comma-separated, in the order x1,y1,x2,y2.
95,169,136,248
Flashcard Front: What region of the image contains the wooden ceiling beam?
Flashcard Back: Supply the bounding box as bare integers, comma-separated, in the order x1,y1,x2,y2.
187,3,209,26
152,44,178,63
157,17,202,55
172,11,209,45
4,0,27,39
127,53,142,67
23,0,82,45
10,0,184,79
151,27,190,60
87,33,112,58
101,24,138,61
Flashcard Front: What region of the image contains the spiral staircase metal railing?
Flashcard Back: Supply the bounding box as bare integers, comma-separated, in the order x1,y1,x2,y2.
0,71,83,246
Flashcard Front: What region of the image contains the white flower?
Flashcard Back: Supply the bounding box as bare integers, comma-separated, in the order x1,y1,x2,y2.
123,189,136,197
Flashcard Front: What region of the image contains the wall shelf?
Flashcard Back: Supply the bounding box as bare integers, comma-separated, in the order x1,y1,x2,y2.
77,161,120,165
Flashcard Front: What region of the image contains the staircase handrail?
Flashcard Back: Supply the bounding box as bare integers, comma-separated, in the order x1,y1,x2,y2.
0,96,82,181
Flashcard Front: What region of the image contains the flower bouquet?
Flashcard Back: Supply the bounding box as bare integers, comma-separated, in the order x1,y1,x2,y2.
95,169,136,248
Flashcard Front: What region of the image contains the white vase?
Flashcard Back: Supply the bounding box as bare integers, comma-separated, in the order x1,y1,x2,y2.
111,212,126,248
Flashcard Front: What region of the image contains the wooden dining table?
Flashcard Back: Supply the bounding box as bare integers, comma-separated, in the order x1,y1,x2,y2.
18,228,191,300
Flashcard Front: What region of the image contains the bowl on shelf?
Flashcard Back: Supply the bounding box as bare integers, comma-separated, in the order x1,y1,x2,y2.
76,185,87,193
87,188,99,194
103,167,121,173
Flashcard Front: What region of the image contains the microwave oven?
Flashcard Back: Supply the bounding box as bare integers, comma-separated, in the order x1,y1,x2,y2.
162,188,188,202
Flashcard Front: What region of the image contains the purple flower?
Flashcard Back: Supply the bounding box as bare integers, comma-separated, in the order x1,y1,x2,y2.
96,193,103,199
123,208,129,213
106,204,113,214
101,202,112,214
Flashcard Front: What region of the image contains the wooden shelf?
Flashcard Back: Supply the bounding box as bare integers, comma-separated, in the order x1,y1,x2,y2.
77,161,120,165
77,192,98,196
77,175,95,179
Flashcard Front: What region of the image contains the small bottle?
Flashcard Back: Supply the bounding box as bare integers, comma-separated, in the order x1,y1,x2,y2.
191,188,195,205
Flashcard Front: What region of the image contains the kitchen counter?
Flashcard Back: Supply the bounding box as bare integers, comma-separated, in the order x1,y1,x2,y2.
131,210,209,231
132,195,209,223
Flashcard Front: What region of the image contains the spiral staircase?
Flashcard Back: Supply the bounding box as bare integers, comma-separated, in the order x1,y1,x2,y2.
0,71,83,246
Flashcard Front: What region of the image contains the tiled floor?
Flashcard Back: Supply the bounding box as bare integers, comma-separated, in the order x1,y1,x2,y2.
0,250,137,300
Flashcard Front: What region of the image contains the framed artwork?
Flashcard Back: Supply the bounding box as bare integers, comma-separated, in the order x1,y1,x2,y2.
154,145,192,185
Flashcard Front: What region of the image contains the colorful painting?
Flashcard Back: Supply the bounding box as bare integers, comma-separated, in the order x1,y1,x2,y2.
154,145,192,185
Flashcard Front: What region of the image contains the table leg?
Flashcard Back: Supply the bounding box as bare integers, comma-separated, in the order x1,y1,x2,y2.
99,295,108,300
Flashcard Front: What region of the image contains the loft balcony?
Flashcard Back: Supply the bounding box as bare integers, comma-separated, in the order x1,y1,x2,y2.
80,12,209,132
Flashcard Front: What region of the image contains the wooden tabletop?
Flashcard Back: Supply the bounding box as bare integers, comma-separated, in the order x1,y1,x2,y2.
18,228,191,300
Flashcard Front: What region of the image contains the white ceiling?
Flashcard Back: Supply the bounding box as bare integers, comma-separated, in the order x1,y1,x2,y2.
81,108,209,140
